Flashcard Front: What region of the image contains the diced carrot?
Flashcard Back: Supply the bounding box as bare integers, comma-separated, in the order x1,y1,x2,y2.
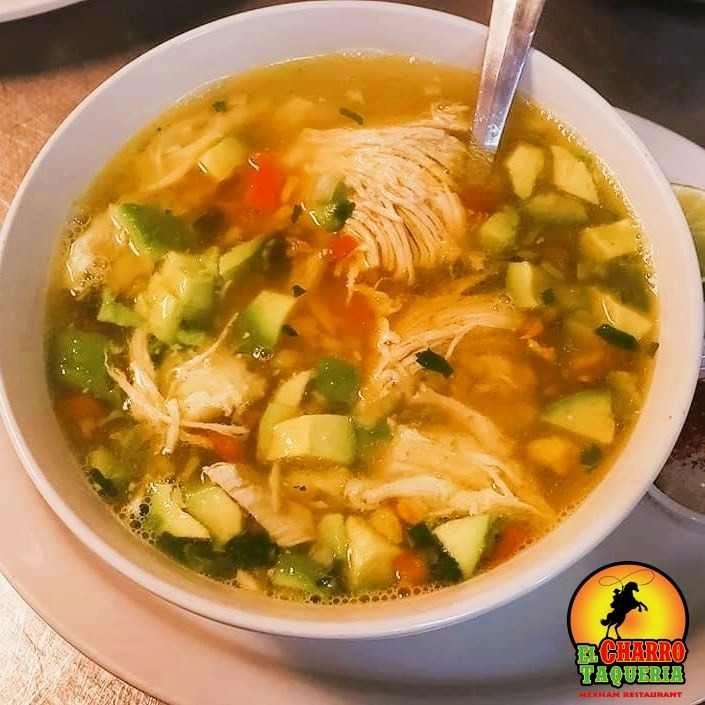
328,234,360,264
319,279,375,340
462,185,503,214
394,497,428,525
54,392,109,440
486,522,532,567
243,152,283,213
519,315,545,340
392,551,428,586
202,431,247,463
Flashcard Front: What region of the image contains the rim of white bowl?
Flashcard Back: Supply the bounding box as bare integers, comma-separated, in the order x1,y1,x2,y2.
0,1,702,639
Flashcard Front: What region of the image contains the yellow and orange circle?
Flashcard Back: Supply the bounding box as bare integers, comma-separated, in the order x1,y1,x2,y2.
568,562,688,646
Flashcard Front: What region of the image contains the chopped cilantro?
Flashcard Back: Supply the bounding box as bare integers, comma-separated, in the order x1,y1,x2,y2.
339,107,364,125
595,324,639,351
212,100,227,113
415,348,454,378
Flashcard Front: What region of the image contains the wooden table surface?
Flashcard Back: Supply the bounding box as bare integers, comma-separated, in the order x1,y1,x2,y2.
1,1,704,703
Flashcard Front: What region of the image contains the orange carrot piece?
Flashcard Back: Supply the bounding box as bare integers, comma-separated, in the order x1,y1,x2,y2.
392,551,428,586
202,431,247,463
487,522,532,567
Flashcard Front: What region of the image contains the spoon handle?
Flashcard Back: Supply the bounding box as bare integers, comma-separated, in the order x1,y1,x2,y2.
473,0,547,152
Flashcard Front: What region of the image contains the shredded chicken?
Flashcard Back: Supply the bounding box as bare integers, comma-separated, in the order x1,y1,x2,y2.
344,423,553,521
107,326,260,454
284,103,477,284
205,463,315,546
408,386,513,458
371,293,520,390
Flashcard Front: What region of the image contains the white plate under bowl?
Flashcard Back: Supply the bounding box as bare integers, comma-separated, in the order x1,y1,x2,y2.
0,111,703,705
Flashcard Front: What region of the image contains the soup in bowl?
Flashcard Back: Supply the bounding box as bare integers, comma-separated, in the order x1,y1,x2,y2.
0,1,702,638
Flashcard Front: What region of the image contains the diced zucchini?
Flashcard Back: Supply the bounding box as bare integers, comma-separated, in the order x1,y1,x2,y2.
311,356,361,410
97,292,143,328
266,414,357,466
579,219,639,262
219,235,267,280
505,143,545,199
183,483,244,545
553,284,589,313
115,203,193,260
143,483,210,539
523,192,588,225
175,328,209,347
236,290,296,354
525,436,580,475
271,553,337,596
344,516,402,592
607,370,642,421
310,512,349,567
541,389,615,444
256,370,312,462
197,136,248,182
589,289,653,340
506,261,548,309
51,329,117,404
432,515,491,579
550,145,599,204
478,206,520,254
86,446,134,495
135,249,219,344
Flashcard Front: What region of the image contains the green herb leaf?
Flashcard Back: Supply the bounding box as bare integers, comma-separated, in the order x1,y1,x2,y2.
339,107,364,125
595,324,639,351
415,348,454,377
540,288,556,305
580,444,603,469
291,203,303,223
212,100,227,113
292,284,307,298
87,468,118,498
646,341,660,357
281,324,298,337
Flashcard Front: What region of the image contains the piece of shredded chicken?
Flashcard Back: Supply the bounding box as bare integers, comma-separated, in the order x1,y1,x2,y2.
344,422,553,521
107,325,263,454
204,462,315,547
370,292,520,391
284,103,480,284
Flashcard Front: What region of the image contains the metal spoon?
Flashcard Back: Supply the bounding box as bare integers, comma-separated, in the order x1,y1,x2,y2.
472,0,547,152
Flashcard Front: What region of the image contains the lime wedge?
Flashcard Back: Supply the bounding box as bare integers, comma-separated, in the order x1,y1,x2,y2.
672,183,705,281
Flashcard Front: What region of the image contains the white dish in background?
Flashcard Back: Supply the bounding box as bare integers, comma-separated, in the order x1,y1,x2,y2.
0,0,83,22
0,112,703,705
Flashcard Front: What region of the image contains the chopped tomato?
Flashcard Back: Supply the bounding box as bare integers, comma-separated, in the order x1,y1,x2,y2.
392,551,428,586
243,152,283,213
486,522,532,567
328,233,360,264
325,282,375,339
202,431,247,463
462,185,503,214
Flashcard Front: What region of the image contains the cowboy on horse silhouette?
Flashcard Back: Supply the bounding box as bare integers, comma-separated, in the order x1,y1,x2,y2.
600,581,648,639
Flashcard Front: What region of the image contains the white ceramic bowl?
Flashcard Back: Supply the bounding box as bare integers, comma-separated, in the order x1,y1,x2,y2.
0,1,702,639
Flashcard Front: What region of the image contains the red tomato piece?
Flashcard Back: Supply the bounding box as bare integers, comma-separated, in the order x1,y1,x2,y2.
244,152,284,213
328,234,360,264
202,431,247,463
